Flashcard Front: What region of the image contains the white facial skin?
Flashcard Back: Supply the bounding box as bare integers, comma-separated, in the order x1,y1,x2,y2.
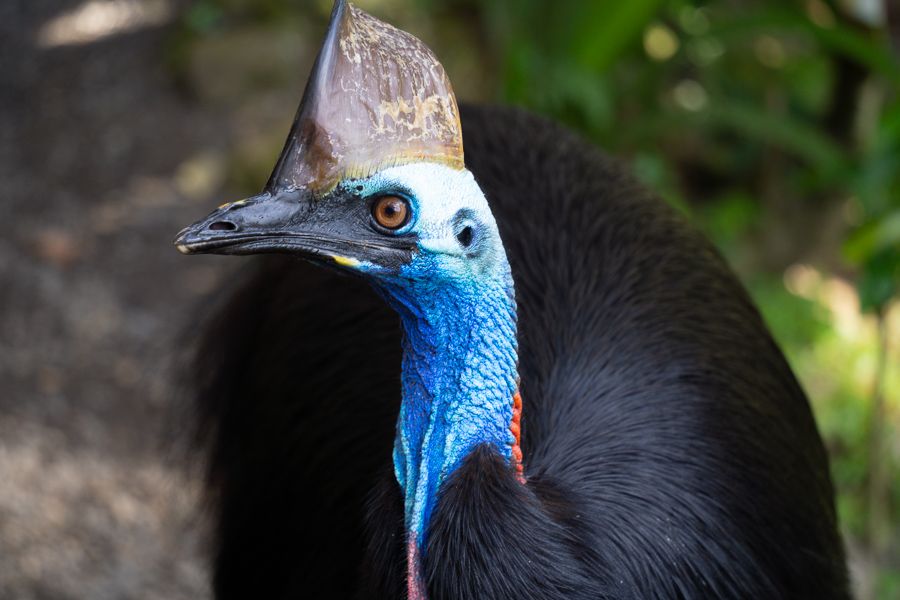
347,163,510,284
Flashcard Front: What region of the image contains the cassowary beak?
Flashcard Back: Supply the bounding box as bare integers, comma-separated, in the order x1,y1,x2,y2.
175,189,321,257
174,187,414,269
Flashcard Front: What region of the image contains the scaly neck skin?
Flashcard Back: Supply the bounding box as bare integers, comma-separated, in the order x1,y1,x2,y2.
375,265,520,593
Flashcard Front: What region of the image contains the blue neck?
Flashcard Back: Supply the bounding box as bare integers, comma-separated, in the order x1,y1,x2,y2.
376,270,519,547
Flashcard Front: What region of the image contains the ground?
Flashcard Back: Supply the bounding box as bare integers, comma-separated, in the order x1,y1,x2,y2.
0,1,269,597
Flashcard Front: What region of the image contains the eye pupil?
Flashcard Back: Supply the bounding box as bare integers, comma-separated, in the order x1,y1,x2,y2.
456,226,474,247
372,196,409,230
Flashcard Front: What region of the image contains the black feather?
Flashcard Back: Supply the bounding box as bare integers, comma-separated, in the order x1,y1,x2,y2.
182,104,849,599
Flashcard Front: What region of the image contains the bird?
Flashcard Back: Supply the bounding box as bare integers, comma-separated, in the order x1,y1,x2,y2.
174,1,850,598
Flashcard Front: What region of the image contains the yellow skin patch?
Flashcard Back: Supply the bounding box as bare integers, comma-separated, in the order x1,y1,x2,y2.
332,255,361,268
217,199,249,210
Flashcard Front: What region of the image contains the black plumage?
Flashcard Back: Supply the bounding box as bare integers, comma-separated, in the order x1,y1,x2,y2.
184,104,849,599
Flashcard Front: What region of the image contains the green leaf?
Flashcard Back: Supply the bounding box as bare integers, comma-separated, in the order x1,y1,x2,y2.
845,212,900,263
703,102,848,173
568,0,667,73
707,7,900,87
857,248,900,313
184,1,225,33
624,100,850,176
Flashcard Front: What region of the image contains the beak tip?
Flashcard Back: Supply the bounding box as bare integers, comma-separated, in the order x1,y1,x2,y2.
174,225,199,254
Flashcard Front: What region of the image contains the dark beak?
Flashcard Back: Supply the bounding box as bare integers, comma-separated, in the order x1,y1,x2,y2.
174,188,415,268
175,189,315,256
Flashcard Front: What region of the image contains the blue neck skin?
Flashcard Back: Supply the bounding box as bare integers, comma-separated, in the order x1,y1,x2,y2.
375,262,519,550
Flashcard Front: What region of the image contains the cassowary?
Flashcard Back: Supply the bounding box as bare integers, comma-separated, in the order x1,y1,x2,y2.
175,2,850,598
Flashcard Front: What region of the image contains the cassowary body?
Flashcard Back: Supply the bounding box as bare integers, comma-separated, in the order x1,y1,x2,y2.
179,3,849,599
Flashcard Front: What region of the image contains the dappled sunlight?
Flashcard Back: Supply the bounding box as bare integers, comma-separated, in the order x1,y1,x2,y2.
782,263,898,413
36,0,172,48
777,261,899,596
643,23,679,62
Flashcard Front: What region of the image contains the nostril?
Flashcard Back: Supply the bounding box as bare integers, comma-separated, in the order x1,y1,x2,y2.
209,221,237,232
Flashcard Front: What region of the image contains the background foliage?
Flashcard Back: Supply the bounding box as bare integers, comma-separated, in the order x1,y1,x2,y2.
173,0,900,595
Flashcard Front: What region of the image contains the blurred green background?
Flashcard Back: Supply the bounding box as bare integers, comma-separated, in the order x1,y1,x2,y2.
173,0,900,595
1,0,896,598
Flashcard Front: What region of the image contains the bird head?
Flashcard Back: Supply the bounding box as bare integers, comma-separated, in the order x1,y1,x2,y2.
176,5,520,594
175,0,508,295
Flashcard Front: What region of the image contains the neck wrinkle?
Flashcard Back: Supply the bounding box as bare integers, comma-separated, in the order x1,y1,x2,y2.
379,275,520,600
388,280,519,520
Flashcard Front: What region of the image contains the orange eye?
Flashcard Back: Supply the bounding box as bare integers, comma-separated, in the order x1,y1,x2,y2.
371,195,410,230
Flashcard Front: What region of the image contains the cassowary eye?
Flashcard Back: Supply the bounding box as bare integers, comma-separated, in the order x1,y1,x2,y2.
456,226,474,247
371,196,410,230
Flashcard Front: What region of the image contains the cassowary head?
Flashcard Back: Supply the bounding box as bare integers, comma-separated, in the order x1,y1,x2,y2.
175,0,509,292
176,2,520,597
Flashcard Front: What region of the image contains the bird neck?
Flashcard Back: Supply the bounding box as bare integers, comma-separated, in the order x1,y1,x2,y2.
375,270,521,593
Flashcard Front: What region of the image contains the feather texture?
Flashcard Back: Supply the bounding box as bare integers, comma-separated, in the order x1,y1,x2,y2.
182,104,849,599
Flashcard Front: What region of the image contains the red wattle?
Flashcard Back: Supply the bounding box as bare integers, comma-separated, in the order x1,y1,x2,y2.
511,390,525,483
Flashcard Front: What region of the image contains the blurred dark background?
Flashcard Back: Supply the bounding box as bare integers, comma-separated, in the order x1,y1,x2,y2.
1,0,897,598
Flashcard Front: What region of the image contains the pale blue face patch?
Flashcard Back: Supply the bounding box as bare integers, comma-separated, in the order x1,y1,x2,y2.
338,163,520,549
340,163,511,284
